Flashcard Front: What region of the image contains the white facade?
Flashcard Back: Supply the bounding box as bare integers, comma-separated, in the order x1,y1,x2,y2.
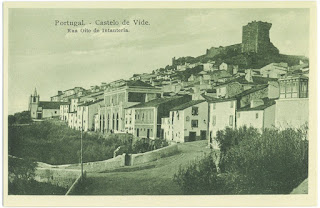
219,62,228,71
208,99,237,149
203,63,214,71
163,101,208,143
68,112,77,129
237,104,276,132
275,98,309,129
260,63,288,78
124,108,135,134
60,104,70,121
216,86,227,98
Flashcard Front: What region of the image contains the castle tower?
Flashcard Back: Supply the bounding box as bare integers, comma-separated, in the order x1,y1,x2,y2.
241,21,279,54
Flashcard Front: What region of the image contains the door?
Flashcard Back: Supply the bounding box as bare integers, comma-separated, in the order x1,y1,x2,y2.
189,132,196,142
200,130,207,140
37,112,42,119
147,129,150,138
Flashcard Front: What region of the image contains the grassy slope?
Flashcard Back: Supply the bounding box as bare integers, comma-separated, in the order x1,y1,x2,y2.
8,119,134,165
72,140,210,195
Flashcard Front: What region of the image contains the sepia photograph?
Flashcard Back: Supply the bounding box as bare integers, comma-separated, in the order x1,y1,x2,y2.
3,1,317,207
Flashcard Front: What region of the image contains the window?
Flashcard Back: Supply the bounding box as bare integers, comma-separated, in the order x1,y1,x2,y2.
172,112,174,124
186,116,190,122
212,115,216,126
256,113,259,119
176,111,179,120
192,107,199,116
191,120,198,128
230,101,234,108
229,115,233,126
212,103,216,110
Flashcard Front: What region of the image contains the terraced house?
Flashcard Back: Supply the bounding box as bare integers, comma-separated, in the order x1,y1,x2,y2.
97,80,162,133
126,95,191,139
161,99,208,143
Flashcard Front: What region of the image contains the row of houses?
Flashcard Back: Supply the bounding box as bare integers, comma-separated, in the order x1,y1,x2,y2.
160,74,308,148
29,65,309,150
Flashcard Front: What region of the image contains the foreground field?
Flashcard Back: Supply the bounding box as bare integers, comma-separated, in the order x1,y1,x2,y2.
72,140,210,195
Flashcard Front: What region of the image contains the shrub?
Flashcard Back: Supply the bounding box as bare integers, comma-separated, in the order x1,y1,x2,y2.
8,157,37,182
174,127,308,194
132,137,169,153
7,157,65,195
222,128,308,194
8,111,32,125
173,153,221,195
8,120,169,165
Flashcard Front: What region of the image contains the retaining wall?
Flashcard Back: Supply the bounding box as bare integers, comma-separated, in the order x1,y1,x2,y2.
131,144,178,166
78,154,125,173
33,145,178,189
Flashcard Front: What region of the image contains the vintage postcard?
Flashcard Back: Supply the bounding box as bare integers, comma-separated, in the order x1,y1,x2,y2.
3,1,317,207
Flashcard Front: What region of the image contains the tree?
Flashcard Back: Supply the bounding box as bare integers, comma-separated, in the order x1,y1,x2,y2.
8,157,37,182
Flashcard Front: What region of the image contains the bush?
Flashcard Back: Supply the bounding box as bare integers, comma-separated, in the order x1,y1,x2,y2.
174,127,308,194
8,121,134,165
222,128,308,194
132,137,168,153
7,157,65,195
8,157,37,182
8,111,32,126
173,153,220,195
8,120,169,165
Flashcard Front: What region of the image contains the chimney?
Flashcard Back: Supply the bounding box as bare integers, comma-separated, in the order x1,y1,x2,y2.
250,99,264,108
245,69,253,82
58,91,63,95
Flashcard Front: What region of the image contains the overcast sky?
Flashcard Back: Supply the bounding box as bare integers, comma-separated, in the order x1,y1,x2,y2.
8,8,309,114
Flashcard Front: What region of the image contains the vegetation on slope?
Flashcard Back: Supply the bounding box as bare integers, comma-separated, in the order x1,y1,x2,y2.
8,119,168,165
174,126,308,194
8,157,67,195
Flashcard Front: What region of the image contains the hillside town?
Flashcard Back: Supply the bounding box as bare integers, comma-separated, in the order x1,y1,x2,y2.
28,21,309,149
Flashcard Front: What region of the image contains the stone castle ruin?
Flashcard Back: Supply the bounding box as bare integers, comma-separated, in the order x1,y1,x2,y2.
206,21,279,57
241,21,279,54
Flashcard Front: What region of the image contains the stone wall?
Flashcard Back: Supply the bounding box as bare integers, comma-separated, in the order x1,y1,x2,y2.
65,154,126,173
33,146,178,189
130,144,178,166
34,154,125,189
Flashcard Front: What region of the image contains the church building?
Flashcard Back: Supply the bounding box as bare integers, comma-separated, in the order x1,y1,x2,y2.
29,88,68,119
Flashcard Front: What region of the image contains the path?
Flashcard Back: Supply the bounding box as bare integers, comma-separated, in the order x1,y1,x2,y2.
72,140,211,195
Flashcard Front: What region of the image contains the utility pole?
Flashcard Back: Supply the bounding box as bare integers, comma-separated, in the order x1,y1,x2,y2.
80,107,84,179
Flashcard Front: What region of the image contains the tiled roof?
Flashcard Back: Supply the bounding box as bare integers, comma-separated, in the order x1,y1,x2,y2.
202,95,237,103
214,76,277,88
122,80,153,88
128,96,183,109
171,100,205,111
39,101,69,109
237,99,276,112
78,99,104,107
233,85,268,98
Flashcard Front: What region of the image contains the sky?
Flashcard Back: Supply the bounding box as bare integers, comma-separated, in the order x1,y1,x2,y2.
8,8,310,115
